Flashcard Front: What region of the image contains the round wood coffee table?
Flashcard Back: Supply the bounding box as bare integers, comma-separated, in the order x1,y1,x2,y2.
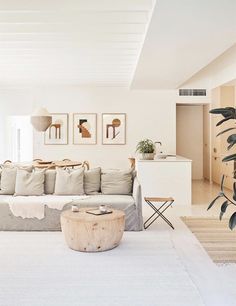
61,208,125,252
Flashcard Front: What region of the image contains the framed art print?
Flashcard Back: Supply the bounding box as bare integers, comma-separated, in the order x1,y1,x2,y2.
73,113,97,145
44,113,68,145
102,113,126,145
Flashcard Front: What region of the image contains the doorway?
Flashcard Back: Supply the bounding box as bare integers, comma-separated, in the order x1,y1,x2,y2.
176,104,204,180
177,86,236,206
7,116,33,162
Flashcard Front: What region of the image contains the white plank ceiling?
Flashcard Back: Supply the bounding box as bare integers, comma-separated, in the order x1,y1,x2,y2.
0,0,155,86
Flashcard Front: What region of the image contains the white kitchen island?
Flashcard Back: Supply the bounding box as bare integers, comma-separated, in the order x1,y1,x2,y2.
137,156,192,206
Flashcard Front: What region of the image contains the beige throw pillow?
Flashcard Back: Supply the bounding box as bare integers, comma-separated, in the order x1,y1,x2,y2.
101,169,133,195
84,167,101,195
0,166,17,195
44,169,56,194
54,168,84,195
14,168,45,196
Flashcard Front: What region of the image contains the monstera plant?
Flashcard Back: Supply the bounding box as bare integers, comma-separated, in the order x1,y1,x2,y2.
208,107,236,229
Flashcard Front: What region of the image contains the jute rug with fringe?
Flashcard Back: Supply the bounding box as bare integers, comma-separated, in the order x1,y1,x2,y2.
181,217,236,264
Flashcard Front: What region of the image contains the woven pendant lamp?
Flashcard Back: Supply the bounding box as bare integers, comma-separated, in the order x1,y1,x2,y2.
30,107,52,132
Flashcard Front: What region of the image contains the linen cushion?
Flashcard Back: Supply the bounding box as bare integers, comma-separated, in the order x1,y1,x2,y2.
0,167,17,195
84,167,101,195
101,169,133,195
15,168,45,196
44,169,56,194
54,168,84,195
0,168,2,190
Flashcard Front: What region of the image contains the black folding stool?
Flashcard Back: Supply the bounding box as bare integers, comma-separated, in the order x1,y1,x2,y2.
144,197,175,230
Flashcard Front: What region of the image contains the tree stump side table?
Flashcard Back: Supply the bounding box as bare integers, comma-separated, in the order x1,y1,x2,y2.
61,208,125,252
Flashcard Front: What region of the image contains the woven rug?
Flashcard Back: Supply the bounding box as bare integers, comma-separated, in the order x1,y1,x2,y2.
181,217,236,264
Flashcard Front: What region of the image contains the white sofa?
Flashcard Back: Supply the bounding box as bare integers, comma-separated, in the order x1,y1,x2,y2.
0,168,143,231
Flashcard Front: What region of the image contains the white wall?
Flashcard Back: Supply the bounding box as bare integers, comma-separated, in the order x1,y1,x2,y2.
0,87,177,168
182,44,236,90
176,105,203,180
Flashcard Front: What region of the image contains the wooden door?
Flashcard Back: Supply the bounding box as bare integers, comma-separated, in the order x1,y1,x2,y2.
203,105,210,180
212,156,221,185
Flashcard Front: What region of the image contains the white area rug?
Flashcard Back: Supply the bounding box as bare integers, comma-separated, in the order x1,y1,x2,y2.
0,230,203,306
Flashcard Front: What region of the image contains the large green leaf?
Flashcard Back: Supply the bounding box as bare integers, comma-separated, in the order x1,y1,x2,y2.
216,116,232,126
217,128,236,137
219,201,229,220
221,201,229,213
210,107,236,118
233,182,236,201
222,154,236,162
210,107,236,127
228,143,235,150
207,195,222,211
209,108,227,114
227,134,236,150
229,212,236,230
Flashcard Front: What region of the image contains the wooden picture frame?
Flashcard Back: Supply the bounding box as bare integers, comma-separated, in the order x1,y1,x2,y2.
44,113,68,145
102,113,126,145
73,113,97,145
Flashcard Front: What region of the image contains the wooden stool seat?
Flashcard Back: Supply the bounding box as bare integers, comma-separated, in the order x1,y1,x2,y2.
144,197,174,202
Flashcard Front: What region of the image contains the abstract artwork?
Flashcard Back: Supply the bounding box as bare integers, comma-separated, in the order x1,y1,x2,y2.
44,113,68,145
102,113,126,145
73,113,97,145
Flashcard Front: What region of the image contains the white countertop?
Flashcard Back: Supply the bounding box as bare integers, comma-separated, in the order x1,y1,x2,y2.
137,155,192,162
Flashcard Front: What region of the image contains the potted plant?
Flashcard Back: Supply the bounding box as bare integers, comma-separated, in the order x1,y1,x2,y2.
136,139,156,160
208,107,236,229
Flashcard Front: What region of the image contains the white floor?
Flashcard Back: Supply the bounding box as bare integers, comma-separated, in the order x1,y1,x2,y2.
1,180,236,306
